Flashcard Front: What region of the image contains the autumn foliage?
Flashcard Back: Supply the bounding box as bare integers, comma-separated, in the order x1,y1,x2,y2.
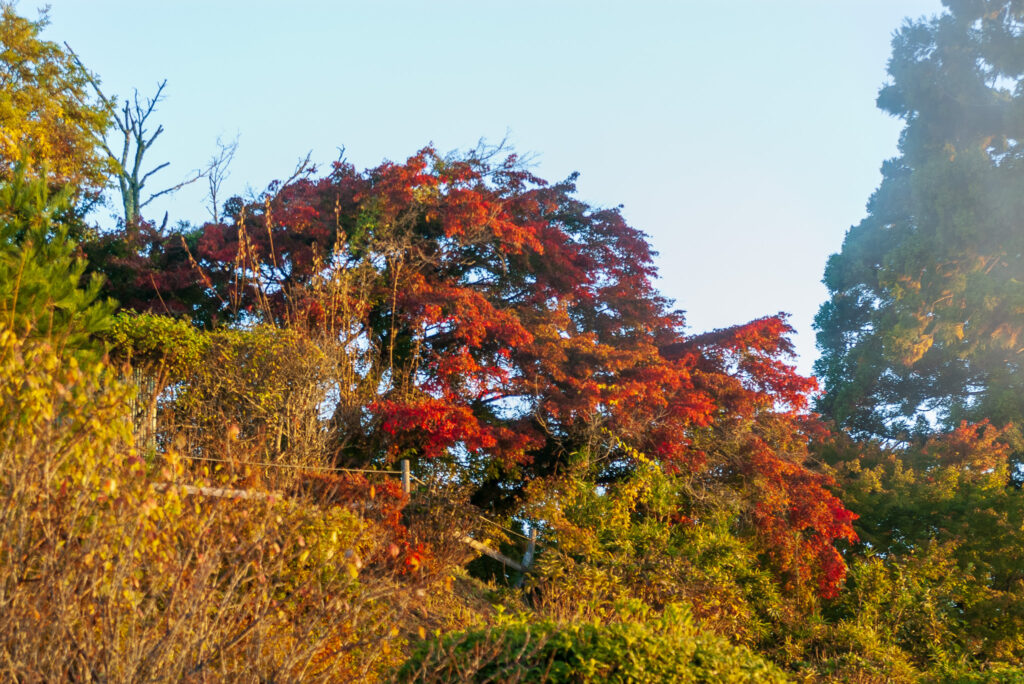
20,2,1024,674
89,145,860,600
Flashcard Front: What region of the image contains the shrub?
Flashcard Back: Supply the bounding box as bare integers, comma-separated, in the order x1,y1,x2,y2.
0,322,430,680
523,459,789,645
393,603,789,683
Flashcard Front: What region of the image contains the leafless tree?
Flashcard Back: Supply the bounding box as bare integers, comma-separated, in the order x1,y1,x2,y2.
206,134,239,223
65,43,226,227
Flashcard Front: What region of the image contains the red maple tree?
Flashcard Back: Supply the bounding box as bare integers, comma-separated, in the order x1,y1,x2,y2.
97,146,857,596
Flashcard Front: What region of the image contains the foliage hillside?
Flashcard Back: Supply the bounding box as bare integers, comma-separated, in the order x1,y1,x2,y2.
5,3,1024,681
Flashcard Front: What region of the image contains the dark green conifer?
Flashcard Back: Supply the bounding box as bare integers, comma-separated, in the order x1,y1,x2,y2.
816,1,1024,438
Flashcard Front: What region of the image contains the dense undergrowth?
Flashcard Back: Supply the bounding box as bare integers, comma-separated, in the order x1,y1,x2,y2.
4,159,1024,681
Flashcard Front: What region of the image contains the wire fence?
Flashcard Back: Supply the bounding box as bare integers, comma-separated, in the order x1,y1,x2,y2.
186,455,427,485
175,453,533,569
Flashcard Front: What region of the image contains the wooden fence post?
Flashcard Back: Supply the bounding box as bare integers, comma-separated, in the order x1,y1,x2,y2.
514,527,538,588
401,459,411,494
523,527,538,569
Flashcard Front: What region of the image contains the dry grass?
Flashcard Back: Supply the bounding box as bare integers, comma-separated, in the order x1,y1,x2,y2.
0,326,479,681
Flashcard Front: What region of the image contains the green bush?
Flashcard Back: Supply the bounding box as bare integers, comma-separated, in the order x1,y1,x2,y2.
0,161,113,355
393,603,789,683
926,664,1024,684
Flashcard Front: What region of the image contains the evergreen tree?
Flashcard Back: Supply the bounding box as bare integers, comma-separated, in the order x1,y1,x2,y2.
816,1,1024,438
0,161,114,356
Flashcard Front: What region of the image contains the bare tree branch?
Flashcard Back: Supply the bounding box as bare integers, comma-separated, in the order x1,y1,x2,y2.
62,43,213,226
141,169,204,209
206,134,239,223
139,161,171,186
270,151,315,197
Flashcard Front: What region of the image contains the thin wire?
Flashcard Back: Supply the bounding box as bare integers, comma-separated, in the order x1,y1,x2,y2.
182,456,532,544
477,515,533,542
187,455,402,475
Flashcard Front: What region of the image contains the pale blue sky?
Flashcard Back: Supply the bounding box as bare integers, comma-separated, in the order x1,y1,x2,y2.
40,1,944,375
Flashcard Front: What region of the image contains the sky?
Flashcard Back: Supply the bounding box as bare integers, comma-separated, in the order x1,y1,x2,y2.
39,0,946,375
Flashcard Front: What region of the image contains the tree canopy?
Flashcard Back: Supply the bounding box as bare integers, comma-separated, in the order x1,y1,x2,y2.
89,146,857,597
0,4,111,194
815,0,1024,438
